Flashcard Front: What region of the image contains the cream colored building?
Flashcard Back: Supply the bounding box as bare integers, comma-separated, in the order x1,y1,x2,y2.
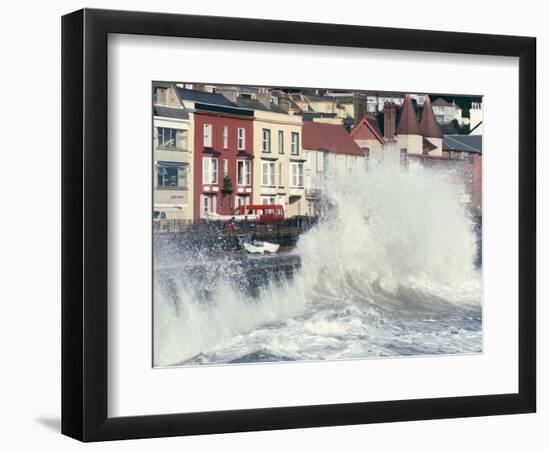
237,98,306,217
153,83,194,220
305,95,338,114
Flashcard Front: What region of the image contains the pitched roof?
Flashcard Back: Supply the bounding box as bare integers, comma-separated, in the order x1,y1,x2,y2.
432,97,455,107
176,88,236,108
442,135,482,153
296,112,338,120
334,96,354,102
419,96,444,138
350,115,384,144
302,122,364,156
396,94,422,135
305,94,335,102
153,105,189,120
234,97,288,114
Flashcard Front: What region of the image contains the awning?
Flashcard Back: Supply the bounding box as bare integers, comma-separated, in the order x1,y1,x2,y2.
237,150,254,159
202,147,222,156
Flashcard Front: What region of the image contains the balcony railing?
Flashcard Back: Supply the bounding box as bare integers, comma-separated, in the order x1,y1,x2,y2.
156,144,188,152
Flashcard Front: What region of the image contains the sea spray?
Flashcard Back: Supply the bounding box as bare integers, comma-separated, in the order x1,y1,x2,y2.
154,166,482,366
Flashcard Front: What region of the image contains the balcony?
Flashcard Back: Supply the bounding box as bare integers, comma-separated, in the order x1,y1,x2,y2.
156,144,188,152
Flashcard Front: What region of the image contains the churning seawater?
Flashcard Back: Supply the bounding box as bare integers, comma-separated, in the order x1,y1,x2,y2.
153,167,482,367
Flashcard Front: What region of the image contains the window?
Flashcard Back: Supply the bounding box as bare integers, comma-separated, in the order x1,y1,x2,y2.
201,194,217,218
237,160,251,185
223,126,228,149
467,171,474,184
261,196,276,205
278,162,284,187
202,157,218,184
235,195,250,208
400,148,408,167
291,132,300,155
316,151,325,173
278,130,284,154
262,129,272,153
157,163,187,188
203,124,212,147
157,128,187,150
238,128,245,149
465,152,474,164
290,162,304,187
262,161,276,186
223,159,229,177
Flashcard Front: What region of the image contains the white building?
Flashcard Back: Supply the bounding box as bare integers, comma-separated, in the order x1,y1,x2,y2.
432,97,469,126
469,102,483,135
153,83,193,220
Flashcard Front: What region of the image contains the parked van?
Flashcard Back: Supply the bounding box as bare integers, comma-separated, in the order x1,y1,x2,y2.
231,204,285,224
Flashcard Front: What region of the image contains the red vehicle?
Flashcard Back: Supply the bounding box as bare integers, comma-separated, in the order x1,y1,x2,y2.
231,204,285,224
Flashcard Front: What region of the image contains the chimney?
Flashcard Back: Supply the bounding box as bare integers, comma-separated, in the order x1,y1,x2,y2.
216,86,238,103
383,102,397,139
257,88,271,108
277,94,291,113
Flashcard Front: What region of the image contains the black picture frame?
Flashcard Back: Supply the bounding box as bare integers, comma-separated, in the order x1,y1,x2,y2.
61,8,536,442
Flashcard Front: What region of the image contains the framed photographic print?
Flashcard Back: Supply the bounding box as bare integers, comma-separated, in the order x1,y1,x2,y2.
61,8,536,442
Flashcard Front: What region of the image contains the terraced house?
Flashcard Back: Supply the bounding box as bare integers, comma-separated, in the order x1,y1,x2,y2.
153,82,193,220
236,97,306,217
176,87,255,221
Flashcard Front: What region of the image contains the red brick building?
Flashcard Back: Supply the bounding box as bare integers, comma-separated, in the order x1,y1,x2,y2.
177,88,255,221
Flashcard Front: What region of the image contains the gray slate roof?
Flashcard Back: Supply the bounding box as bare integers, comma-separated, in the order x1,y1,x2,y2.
296,112,338,119
305,94,336,102
176,88,236,107
442,134,482,153
153,105,189,120
234,97,288,115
